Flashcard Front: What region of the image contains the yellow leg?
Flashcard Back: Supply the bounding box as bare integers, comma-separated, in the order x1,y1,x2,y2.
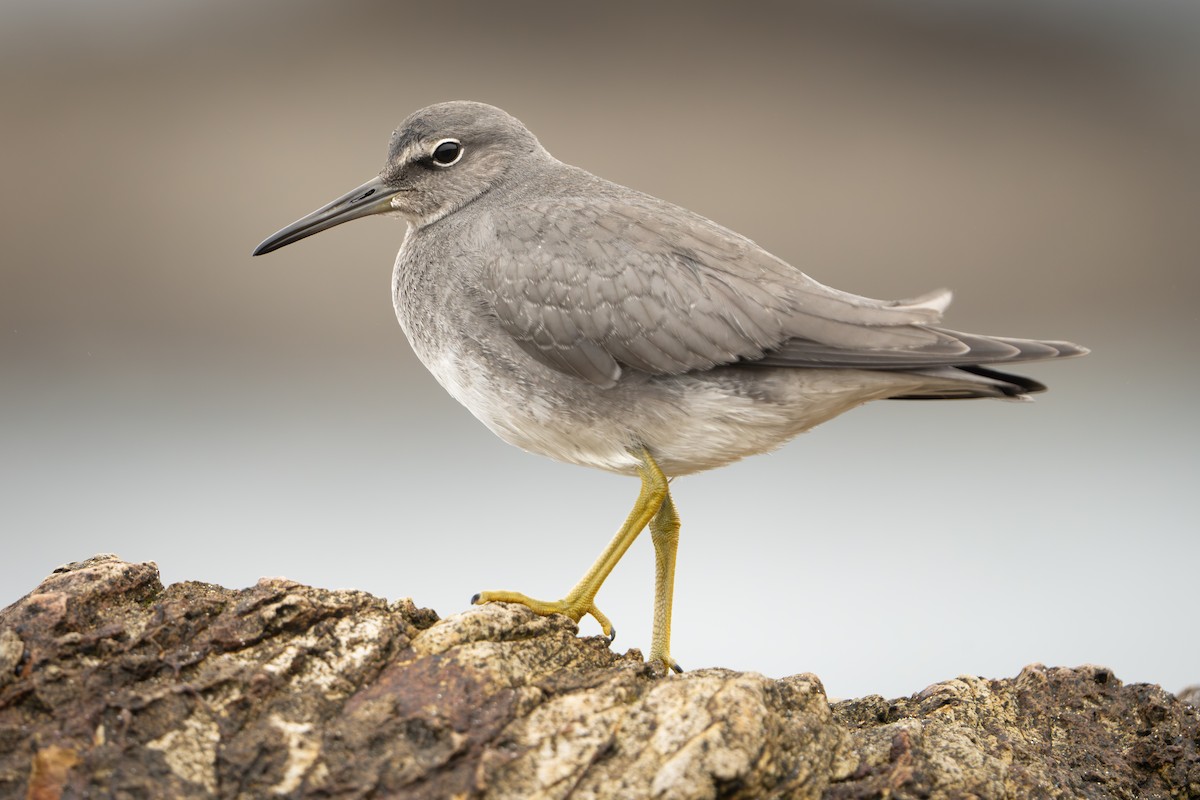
649,491,682,673
474,449,668,656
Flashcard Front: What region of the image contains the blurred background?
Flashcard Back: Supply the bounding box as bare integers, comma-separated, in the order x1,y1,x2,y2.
2,0,1197,700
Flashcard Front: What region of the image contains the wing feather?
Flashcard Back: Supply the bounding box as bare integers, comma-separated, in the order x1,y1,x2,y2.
477,193,1081,386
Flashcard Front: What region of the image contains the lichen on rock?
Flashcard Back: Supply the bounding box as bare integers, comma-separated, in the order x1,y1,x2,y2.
0,555,1196,799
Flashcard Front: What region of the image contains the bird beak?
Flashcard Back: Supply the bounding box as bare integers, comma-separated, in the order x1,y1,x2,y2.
252,175,402,256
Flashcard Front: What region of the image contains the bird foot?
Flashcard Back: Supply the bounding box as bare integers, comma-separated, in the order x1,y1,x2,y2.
651,654,684,674
472,590,615,643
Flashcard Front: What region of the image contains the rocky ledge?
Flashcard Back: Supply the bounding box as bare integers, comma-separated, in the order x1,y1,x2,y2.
0,555,1196,799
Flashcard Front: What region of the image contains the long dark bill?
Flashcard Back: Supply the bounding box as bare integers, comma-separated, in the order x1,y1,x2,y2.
252,176,401,256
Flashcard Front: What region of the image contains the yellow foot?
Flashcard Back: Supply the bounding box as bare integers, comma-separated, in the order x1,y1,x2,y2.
472,590,615,643
650,653,683,674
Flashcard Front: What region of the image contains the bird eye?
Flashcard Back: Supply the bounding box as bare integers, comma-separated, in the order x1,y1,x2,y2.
431,139,463,166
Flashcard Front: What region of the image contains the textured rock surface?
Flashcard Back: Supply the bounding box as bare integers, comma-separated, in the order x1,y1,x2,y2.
0,555,1196,799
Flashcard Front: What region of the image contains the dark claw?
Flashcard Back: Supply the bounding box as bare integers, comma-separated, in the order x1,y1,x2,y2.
671,661,684,674
606,627,616,645
470,593,482,605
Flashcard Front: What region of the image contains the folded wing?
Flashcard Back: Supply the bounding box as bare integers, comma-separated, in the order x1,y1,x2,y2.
479,195,1084,388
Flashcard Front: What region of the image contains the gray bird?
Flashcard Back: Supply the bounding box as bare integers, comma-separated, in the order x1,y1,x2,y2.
254,100,1086,671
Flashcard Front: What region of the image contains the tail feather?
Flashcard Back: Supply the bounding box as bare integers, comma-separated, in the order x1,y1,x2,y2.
889,364,1051,401
748,284,1087,397
757,328,1088,370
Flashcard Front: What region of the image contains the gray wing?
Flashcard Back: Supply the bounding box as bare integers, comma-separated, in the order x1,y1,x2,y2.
478,195,1077,388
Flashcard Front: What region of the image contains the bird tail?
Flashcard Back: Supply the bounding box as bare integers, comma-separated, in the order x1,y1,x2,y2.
889,364,1054,401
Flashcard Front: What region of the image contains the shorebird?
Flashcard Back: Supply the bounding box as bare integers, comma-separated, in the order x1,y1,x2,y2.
254,101,1086,671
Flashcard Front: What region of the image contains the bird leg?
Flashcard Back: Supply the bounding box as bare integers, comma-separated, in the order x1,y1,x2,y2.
473,449,670,666
649,491,683,673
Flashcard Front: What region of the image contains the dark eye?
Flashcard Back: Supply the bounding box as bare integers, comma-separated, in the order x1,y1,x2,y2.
431,139,463,166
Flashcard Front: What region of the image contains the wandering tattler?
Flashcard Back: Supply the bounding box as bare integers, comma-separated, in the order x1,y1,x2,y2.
254,101,1086,671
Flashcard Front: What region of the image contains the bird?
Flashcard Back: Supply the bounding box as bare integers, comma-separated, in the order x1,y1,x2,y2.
253,100,1086,672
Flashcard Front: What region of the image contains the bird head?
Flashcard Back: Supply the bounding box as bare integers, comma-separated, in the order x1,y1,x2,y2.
253,101,543,255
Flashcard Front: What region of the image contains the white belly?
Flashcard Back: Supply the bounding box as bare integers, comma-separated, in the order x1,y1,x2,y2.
423,348,640,473
414,340,908,478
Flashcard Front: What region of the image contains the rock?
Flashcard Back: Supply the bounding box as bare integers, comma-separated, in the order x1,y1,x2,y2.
0,555,1196,799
